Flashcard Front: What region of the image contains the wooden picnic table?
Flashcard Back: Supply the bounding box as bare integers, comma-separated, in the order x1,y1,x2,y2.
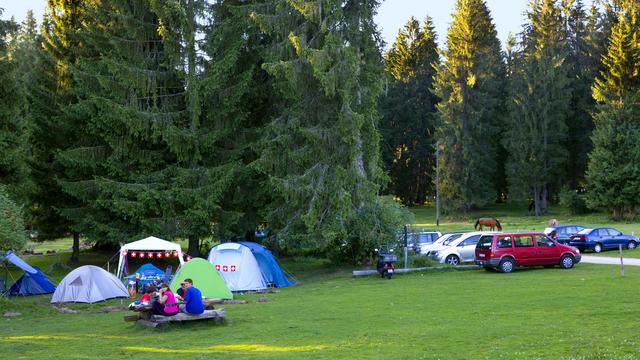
124,299,226,327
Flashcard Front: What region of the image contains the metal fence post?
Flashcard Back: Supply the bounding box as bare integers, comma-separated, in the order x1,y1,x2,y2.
404,225,408,270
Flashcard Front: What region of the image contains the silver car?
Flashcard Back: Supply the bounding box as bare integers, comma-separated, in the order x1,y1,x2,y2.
420,232,465,256
430,232,495,265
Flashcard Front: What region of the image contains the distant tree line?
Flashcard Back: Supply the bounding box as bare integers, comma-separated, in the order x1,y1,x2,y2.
379,0,640,219
1,0,639,262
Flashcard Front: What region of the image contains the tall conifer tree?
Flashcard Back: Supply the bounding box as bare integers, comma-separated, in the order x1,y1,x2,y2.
504,0,571,215
587,0,640,218
26,1,94,260
380,16,439,205
253,0,407,263
0,12,29,202
433,0,505,211
56,0,189,246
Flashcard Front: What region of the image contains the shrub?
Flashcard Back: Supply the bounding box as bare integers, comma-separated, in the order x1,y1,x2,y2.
559,189,589,215
0,186,27,252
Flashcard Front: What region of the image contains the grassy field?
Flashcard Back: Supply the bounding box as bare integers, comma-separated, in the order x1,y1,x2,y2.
3,203,640,359
2,257,640,359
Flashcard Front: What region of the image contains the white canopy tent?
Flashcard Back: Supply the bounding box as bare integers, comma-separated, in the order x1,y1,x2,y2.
116,236,184,278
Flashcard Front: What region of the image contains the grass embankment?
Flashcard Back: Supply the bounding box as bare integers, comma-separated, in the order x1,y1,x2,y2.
2,257,640,359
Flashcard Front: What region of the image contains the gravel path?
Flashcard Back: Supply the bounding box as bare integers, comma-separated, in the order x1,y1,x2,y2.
580,255,640,266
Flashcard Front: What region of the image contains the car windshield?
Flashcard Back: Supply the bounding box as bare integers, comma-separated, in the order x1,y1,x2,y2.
577,228,592,235
442,238,457,246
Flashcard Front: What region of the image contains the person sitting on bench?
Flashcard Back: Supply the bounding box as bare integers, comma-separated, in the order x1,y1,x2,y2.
179,278,204,315
152,284,179,316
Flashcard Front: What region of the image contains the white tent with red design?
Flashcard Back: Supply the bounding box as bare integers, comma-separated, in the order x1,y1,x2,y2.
116,236,184,279
207,242,266,292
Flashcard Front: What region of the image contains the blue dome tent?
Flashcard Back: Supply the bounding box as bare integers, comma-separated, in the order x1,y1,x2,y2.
207,242,294,291
1,251,56,296
133,263,165,278
239,242,295,288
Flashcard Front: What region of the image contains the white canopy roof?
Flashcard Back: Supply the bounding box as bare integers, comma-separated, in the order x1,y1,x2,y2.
116,236,184,278
120,236,182,252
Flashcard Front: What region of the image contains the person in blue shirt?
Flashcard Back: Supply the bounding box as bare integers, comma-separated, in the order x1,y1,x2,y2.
179,278,204,315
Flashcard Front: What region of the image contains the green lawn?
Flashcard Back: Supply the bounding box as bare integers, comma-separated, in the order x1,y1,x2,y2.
2,254,640,359
3,203,640,358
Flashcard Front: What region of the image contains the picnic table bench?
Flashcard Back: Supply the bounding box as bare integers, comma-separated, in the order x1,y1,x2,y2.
124,299,225,327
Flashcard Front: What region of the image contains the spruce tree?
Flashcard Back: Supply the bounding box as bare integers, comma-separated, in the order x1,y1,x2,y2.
561,0,597,189
380,16,440,205
27,1,94,260
253,0,408,263
197,0,274,245
433,0,506,211
56,0,188,246
504,0,572,215
587,0,640,218
0,12,30,202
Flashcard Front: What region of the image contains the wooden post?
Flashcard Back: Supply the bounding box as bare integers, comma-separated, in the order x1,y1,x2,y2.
619,244,624,277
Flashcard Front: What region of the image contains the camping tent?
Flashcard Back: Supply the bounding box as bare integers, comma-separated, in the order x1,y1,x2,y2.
207,242,294,292
51,265,128,303
169,258,232,299
207,242,267,291
238,242,295,288
1,251,56,296
132,263,165,278
116,236,184,278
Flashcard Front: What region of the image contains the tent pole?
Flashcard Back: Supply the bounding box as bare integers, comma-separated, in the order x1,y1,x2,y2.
3,260,7,293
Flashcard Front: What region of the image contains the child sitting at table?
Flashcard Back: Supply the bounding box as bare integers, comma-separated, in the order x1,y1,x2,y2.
139,286,156,304
151,284,179,316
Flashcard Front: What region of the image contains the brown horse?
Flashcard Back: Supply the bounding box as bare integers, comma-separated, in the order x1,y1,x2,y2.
474,218,502,231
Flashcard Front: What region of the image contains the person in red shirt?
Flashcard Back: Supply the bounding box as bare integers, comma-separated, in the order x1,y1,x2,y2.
139,286,156,303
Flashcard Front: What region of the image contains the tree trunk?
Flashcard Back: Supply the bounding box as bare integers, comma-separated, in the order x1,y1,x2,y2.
533,186,541,217
539,186,548,215
70,231,80,262
187,236,200,257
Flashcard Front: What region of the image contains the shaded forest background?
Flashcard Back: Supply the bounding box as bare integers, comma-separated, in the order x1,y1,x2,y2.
1,0,639,263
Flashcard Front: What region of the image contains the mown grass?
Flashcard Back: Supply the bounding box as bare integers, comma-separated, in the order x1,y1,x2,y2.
2,260,640,359
3,203,640,359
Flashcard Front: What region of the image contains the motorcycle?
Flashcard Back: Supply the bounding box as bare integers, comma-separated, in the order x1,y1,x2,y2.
375,247,397,279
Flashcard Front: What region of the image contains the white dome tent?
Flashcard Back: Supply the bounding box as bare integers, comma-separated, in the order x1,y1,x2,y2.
207,243,267,292
51,265,128,303
116,236,184,279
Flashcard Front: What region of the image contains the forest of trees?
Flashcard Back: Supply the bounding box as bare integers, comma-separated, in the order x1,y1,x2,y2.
1,0,639,263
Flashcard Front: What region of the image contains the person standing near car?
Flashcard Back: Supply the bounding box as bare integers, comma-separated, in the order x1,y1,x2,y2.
179,278,204,315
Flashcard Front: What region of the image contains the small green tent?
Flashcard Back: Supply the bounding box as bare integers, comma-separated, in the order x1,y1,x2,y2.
170,258,232,299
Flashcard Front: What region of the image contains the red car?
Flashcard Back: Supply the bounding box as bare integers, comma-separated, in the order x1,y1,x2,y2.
475,232,581,273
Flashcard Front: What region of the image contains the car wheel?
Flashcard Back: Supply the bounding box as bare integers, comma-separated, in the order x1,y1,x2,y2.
499,258,515,273
560,254,575,269
445,255,460,266
593,243,602,253
628,241,637,250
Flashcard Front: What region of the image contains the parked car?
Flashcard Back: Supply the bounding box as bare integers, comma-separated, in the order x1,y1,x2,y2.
569,227,639,253
407,231,442,253
430,232,487,265
543,225,585,244
419,232,465,256
475,232,581,273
